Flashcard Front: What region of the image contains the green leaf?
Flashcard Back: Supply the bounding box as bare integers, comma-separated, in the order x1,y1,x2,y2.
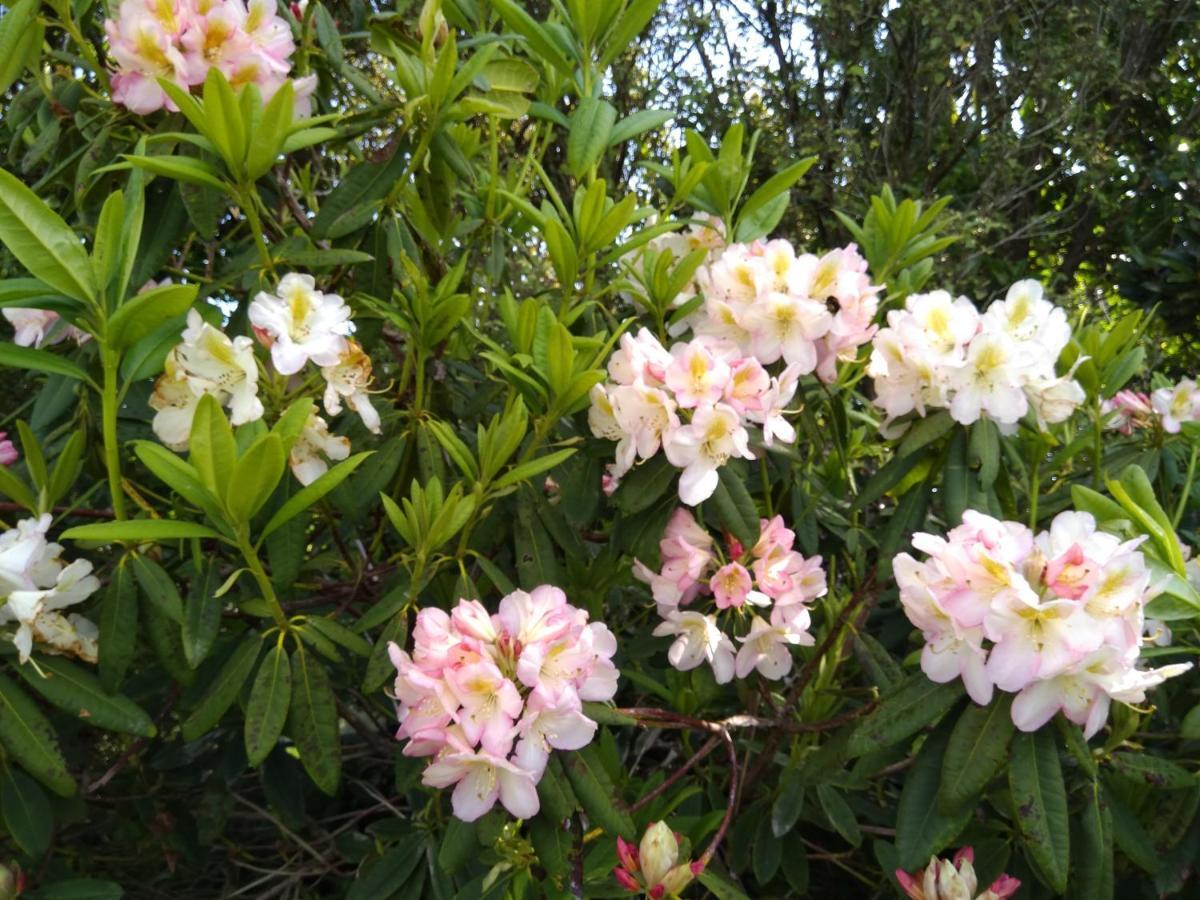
203,68,246,173
895,730,971,870
490,0,572,76
566,97,618,178
190,393,237,502
90,190,125,294
244,641,292,767
753,816,782,883
287,645,341,795
180,637,262,741
346,835,425,900
363,608,408,693
562,745,635,839
259,452,371,540
608,109,673,146
1071,780,1113,900
528,814,570,878
246,80,293,179
846,674,962,757
226,433,285,523
61,519,223,543
438,817,480,875
107,283,197,351
0,767,51,857
0,461,36,510
816,783,862,847
738,157,815,223
132,442,227,526
0,342,90,382
129,554,184,624
182,563,222,669
0,0,39,97
35,880,125,900
17,655,155,737
0,167,96,303
1108,751,1196,789
122,154,230,192
942,428,969,527
536,754,578,823
493,448,576,490
0,673,75,796
710,465,760,549
1009,729,1070,894
697,869,751,900
938,696,1015,812
771,769,805,838
969,418,1000,487
1104,778,1160,874
304,616,371,657
98,559,138,692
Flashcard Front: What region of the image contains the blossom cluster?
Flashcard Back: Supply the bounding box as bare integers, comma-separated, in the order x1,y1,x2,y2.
635,509,825,683
895,510,1190,737
386,586,619,822
868,280,1084,434
150,273,380,485
691,240,880,382
0,515,100,664
613,822,700,898
588,329,797,504
897,847,1020,900
104,0,316,115
1103,379,1200,435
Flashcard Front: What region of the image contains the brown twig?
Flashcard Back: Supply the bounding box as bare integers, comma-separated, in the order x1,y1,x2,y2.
629,735,720,814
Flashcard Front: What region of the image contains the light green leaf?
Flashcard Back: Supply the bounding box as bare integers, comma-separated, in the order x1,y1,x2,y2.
107,283,197,351
62,519,223,543
226,433,285,523
0,342,90,383
566,97,618,178
0,167,96,303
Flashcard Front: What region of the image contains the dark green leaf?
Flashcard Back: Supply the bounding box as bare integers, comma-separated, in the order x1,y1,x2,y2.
0,767,51,857
938,696,1014,812
17,655,155,737
1009,729,1070,893
287,645,341,795
244,642,292,767
0,673,75,796
180,637,261,741
182,562,221,669
895,730,971,870
98,560,138,692
846,674,962,757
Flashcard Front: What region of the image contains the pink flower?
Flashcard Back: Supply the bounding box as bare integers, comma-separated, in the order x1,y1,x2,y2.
422,734,539,822
0,433,16,467
1101,390,1153,434
896,846,1020,900
710,562,752,609
663,341,730,408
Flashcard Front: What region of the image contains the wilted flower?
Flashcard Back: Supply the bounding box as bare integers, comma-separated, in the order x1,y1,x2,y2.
387,587,618,822
321,339,382,434
0,515,101,664
288,412,350,485
896,847,1020,900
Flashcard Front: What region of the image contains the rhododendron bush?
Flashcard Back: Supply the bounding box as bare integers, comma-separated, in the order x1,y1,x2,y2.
0,0,1199,897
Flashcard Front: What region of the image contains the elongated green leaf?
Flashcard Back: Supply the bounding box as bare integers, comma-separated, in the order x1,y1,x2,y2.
259,451,372,539
711,465,760,548
938,696,1014,812
0,459,36,510
739,157,816,222
122,154,230,192
1009,729,1070,893
942,428,969,527
244,642,292,766
0,0,39,97
566,97,618,178
1072,779,1113,900
537,754,578,824
129,554,183,624
304,616,370,657
132,441,226,525
0,168,96,303
98,560,138,692
0,673,75,796
816,783,861,847
561,745,635,839
608,109,673,146
0,342,90,382
969,417,1000,487
346,835,426,900
846,674,962,757
0,768,52,857
17,655,155,737
1108,751,1196,789
182,563,221,669
107,283,197,351
490,0,572,75
895,730,971,870
363,607,408,693
226,433,285,523
494,448,576,490
180,638,261,741
190,393,237,502
287,646,341,795
246,80,293,179
62,519,223,543
598,0,664,68
1104,778,1160,874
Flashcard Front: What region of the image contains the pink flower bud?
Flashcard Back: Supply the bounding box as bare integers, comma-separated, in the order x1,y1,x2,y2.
616,835,640,873
613,867,640,893
987,874,1022,899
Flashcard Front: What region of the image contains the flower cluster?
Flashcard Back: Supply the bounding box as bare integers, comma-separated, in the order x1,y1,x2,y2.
635,509,825,683
895,510,1191,737
150,273,380,485
613,822,701,898
588,329,797,505
386,586,619,822
104,0,316,115
3,308,89,349
692,240,880,382
897,847,1020,900
621,215,726,329
1101,389,1155,434
868,280,1084,434
0,515,100,664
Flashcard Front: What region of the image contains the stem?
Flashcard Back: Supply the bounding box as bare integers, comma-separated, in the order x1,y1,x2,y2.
239,529,288,629
1174,444,1198,528
100,349,126,520
1092,396,1104,488
1029,439,1041,529
240,192,275,274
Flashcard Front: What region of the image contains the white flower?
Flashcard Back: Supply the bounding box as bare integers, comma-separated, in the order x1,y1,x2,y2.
321,339,381,434
1152,380,1200,433
652,611,735,683
0,516,101,663
149,353,209,451
743,291,831,371
947,332,1031,426
289,413,351,485
249,273,351,375
170,310,264,427
662,403,753,505
734,614,813,680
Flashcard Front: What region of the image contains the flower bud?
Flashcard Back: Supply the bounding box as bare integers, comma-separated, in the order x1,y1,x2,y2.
638,822,679,889
0,863,20,900
613,866,640,893
616,835,640,874
658,862,696,896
